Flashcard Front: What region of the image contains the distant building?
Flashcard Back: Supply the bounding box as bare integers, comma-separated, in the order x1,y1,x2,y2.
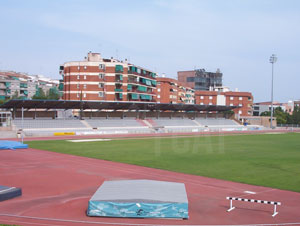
178,68,222,91
156,77,194,104
294,100,300,108
61,52,157,102
0,71,59,100
253,100,299,116
195,89,253,116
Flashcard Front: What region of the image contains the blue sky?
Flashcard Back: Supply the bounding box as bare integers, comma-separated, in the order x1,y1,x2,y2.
0,0,299,102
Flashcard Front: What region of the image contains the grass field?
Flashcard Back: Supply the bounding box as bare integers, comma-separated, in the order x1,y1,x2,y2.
26,133,300,192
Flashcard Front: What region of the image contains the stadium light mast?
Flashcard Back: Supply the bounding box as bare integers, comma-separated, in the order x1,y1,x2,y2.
269,54,277,129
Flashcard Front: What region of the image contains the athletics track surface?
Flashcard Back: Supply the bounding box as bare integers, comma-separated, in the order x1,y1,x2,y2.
0,141,300,225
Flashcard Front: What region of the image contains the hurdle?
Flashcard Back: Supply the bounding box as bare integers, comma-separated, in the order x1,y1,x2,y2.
226,197,281,217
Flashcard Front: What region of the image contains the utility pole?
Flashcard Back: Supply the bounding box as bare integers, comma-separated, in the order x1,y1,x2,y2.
269,54,277,129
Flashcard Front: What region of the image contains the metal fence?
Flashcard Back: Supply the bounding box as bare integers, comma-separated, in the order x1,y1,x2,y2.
277,124,300,128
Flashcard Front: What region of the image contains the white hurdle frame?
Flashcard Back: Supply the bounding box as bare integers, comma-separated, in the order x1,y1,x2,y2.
226,197,281,217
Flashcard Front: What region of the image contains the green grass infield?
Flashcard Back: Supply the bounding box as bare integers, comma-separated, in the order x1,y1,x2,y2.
26,133,300,192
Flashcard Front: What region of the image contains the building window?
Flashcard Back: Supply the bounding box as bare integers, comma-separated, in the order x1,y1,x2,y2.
200,102,204,105
84,66,87,70
83,84,87,89
157,95,160,98
99,64,105,70
77,84,80,89
99,83,104,88
187,77,195,82
230,103,233,106
99,73,105,79
209,102,212,105
83,93,86,98
77,66,80,70
77,75,80,80
239,97,243,100
157,88,161,92
239,104,242,107
239,110,242,114
84,75,87,80
209,96,213,100
77,93,79,98
200,96,204,99
98,92,104,97
230,96,234,100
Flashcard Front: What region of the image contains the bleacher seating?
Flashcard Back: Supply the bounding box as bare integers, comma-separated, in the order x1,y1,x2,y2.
148,118,198,127
85,118,145,128
13,119,86,129
195,118,239,126
11,117,250,137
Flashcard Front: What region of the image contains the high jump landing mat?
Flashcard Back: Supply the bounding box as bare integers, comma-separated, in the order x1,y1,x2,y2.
87,179,188,219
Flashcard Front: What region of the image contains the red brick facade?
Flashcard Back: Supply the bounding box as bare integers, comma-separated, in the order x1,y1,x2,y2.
62,53,157,102
195,90,253,116
156,77,194,104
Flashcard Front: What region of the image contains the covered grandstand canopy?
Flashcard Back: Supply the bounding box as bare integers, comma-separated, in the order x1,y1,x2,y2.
0,99,236,112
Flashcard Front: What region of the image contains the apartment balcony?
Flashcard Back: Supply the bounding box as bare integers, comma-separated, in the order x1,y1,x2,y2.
129,90,155,95
115,80,123,84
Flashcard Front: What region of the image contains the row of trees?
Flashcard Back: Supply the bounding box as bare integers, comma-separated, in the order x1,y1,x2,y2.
32,87,60,100
260,106,300,125
0,87,60,105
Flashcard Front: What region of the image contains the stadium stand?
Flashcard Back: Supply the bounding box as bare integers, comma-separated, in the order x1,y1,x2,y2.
2,100,264,137
149,118,198,127
195,118,239,126
84,118,146,128
13,118,87,129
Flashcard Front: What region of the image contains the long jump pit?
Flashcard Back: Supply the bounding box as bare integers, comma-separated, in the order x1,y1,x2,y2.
1,148,300,226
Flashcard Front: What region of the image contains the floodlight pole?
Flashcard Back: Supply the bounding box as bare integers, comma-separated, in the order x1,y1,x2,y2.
269,54,277,129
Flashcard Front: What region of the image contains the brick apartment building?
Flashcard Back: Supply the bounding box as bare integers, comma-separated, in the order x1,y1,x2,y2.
61,52,157,102
178,68,222,90
195,87,253,116
0,71,59,100
156,77,194,104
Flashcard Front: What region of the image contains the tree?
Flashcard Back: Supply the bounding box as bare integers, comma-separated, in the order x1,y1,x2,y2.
274,107,288,124
47,87,60,100
260,107,297,125
292,106,300,125
11,90,19,99
32,88,46,99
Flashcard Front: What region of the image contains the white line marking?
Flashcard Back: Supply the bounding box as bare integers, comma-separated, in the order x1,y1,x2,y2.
0,213,300,226
0,187,15,194
244,190,256,194
67,139,112,142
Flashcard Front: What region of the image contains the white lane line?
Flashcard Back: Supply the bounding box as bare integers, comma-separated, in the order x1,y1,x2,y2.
0,187,15,194
244,191,256,194
67,139,112,142
1,213,300,226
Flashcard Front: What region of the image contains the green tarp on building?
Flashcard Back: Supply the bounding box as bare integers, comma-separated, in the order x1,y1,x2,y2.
137,86,147,92
131,93,139,100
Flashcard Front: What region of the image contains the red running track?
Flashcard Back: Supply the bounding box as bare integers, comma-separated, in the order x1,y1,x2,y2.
0,148,300,226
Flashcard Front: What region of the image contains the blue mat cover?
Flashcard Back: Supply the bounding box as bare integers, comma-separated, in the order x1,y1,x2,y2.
88,201,188,218
0,140,28,150
0,185,22,201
